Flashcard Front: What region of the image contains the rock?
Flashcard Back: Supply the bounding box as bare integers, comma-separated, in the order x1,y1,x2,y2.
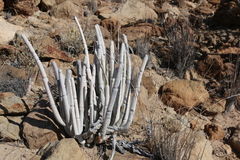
40,45,74,62
0,0,4,11
0,116,23,140
0,44,16,64
39,0,57,11
201,98,226,116
22,100,65,149
99,0,157,26
196,55,224,80
213,1,240,26
100,18,121,39
4,0,40,16
0,64,27,81
49,1,82,18
194,6,214,16
32,138,90,160
121,23,163,42
0,17,24,44
190,131,214,160
216,45,239,54
204,124,225,140
160,80,210,114
230,123,240,152
0,92,28,115
222,144,232,155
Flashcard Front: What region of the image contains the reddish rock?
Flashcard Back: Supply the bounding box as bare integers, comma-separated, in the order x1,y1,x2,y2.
23,100,65,149
0,0,4,11
100,18,121,39
160,80,210,114
122,23,163,42
196,55,224,80
0,44,16,63
204,124,225,140
4,0,40,16
40,45,74,62
0,92,27,115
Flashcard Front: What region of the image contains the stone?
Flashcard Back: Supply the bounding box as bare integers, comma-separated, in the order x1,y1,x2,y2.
201,98,226,116
213,1,240,26
0,116,23,140
0,92,28,115
4,0,40,16
190,131,214,160
0,17,24,44
49,1,82,18
121,23,163,42
40,45,74,62
22,100,65,149
230,123,240,152
0,44,16,63
99,0,157,26
194,6,214,15
100,18,121,39
32,138,90,160
204,124,225,140
196,55,224,80
39,0,57,11
160,80,210,114
0,0,4,11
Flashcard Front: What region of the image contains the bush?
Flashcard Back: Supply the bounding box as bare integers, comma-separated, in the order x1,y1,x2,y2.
0,77,28,97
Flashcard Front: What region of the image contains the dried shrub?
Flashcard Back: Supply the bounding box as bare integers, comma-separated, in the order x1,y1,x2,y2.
0,77,28,97
164,18,196,78
148,116,202,160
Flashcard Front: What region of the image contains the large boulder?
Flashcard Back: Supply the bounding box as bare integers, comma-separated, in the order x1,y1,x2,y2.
49,1,83,18
22,100,65,149
160,79,210,114
0,17,23,44
4,0,40,16
213,1,240,26
98,0,158,26
31,138,90,160
0,92,28,115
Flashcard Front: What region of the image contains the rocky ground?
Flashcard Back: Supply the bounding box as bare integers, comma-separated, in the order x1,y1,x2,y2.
0,0,240,160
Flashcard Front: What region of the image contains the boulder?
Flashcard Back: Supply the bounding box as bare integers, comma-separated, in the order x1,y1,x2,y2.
99,0,157,26
121,23,163,42
201,98,226,116
0,92,28,115
0,0,4,11
160,80,210,114
32,138,90,160
0,44,16,64
4,0,40,16
0,116,23,140
49,1,82,18
204,124,225,140
39,0,57,11
0,17,24,44
230,123,240,152
39,45,74,62
213,1,240,26
189,131,213,160
196,55,224,80
22,100,65,149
